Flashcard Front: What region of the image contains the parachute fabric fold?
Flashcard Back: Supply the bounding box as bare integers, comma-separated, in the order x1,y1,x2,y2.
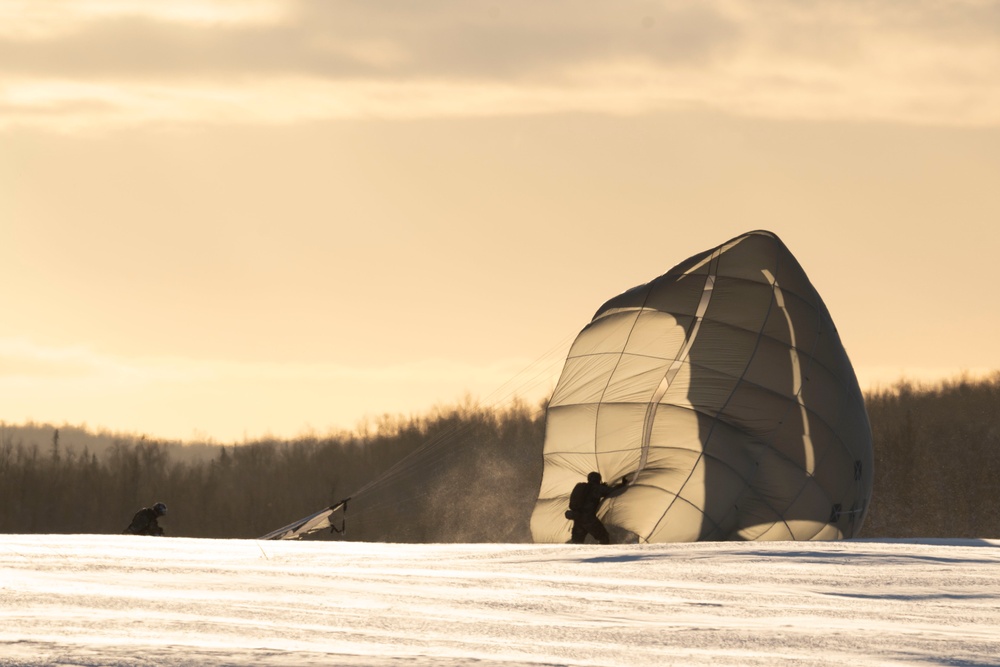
260,499,349,541
530,230,873,544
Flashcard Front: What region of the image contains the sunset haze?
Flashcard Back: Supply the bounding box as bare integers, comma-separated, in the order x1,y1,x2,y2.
3,0,998,442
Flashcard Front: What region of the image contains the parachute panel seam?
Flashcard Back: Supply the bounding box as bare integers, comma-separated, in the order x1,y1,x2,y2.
648,243,783,541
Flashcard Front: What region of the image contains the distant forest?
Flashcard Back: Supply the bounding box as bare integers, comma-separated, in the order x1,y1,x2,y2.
1,375,998,541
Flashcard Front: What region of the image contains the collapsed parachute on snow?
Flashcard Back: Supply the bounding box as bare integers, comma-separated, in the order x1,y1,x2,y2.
530,230,873,543
260,498,349,540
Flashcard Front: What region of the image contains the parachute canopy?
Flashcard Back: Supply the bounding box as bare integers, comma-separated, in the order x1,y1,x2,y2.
530,230,873,543
260,499,349,541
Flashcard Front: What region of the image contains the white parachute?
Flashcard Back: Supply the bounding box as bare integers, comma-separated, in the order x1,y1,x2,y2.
260,499,349,541
530,230,873,543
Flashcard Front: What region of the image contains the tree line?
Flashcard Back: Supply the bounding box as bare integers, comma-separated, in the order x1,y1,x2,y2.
0,400,545,541
1,375,997,540
862,375,1000,538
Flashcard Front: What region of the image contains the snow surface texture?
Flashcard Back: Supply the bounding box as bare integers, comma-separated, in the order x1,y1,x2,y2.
1,535,999,666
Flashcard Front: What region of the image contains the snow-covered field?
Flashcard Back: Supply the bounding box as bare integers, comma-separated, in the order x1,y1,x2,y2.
1,535,998,666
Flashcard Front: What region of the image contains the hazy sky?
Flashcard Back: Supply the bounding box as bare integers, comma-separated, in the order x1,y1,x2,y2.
3,0,999,442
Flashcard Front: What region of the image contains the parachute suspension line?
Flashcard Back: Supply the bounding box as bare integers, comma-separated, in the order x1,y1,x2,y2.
481,332,577,412
331,498,348,535
332,332,575,530
354,375,549,497
343,331,575,508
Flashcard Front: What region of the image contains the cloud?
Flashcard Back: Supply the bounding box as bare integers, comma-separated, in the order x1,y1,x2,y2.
1,1,739,78
1,0,998,130
0,0,286,39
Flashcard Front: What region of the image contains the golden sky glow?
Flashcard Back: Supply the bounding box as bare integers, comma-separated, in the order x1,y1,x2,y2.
4,0,1000,129
3,0,999,441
